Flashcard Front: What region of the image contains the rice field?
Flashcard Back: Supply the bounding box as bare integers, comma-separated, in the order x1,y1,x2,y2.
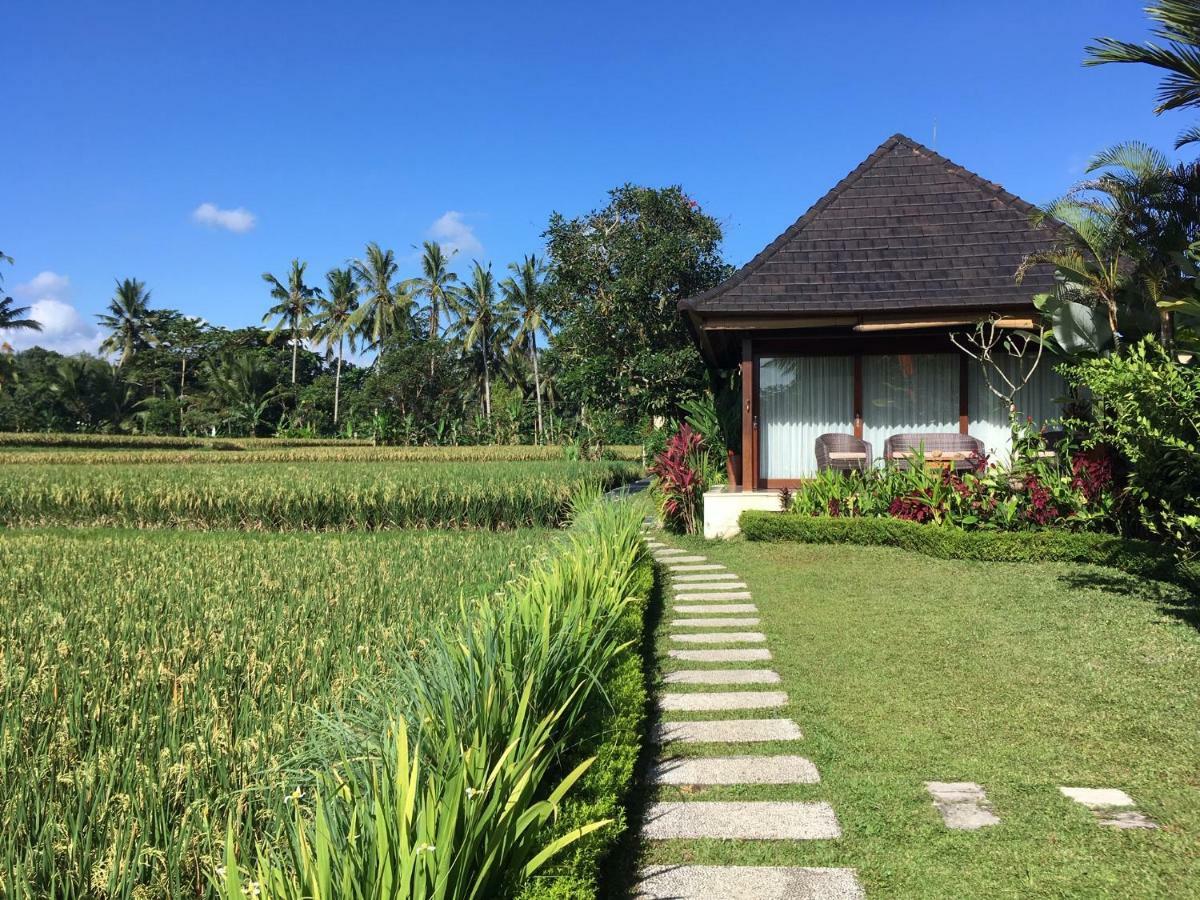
0,527,550,898
0,460,639,530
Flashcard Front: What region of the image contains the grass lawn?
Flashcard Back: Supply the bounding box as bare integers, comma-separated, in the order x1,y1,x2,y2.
642,536,1200,898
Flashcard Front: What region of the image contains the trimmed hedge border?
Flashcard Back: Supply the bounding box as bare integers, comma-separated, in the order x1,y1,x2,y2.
739,511,1194,586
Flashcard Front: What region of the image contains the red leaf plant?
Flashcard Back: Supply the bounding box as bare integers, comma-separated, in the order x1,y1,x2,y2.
650,424,708,534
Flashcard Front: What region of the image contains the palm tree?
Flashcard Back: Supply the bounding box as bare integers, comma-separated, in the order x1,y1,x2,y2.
350,242,413,350
98,278,156,367
451,261,511,422
313,267,360,424
0,296,42,333
1086,2,1200,147
407,241,461,341
501,254,548,441
203,351,283,436
262,259,320,384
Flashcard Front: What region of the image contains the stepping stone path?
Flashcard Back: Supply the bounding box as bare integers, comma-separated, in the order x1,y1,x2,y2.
925,781,1000,830
640,530,863,898
1059,787,1158,829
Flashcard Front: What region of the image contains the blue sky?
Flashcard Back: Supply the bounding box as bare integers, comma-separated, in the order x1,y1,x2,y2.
2,0,1187,355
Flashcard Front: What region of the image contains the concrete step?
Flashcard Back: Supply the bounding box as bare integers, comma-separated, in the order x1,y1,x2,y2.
673,591,753,602
671,631,766,644
643,801,841,840
652,754,820,786
654,718,802,744
634,865,863,900
925,781,1000,830
671,581,749,591
670,617,761,628
668,648,772,662
659,690,788,712
673,603,757,614
669,564,727,572
672,572,740,582
664,668,781,685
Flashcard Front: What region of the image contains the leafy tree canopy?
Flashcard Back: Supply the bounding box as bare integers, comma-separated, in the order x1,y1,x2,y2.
542,184,731,427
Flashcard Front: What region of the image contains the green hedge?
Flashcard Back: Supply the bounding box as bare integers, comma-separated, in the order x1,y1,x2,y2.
739,512,1186,584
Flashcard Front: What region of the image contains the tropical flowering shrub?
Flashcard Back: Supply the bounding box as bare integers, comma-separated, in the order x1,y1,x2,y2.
650,424,708,534
787,436,1119,534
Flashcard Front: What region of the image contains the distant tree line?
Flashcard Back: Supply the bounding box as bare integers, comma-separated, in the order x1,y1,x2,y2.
0,185,730,444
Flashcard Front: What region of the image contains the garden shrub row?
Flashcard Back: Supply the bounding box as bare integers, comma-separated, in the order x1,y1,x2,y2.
740,511,1188,584
220,497,653,899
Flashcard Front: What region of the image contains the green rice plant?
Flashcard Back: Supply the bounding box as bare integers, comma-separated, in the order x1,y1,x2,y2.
0,528,547,898
0,461,639,530
218,498,651,899
0,432,374,450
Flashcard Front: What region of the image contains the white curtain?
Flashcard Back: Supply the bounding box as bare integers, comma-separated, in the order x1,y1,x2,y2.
969,355,1068,462
861,354,959,456
759,356,854,479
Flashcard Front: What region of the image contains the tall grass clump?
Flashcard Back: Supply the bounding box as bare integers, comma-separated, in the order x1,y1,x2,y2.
219,497,652,899
0,461,640,530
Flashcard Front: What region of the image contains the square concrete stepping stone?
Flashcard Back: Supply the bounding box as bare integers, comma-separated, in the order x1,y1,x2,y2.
669,648,772,662
652,755,820,786
659,690,788,712
673,603,757,614
670,617,761,628
662,555,707,563
1059,787,1157,829
673,572,739,582
672,581,749,591
670,564,726,572
643,800,841,840
673,591,753,602
925,781,1000,830
635,865,864,900
664,668,781,685
653,550,688,559
654,718,802,744
671,631,766,644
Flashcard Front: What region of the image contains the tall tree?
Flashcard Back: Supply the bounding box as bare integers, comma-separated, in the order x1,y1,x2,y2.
543,184,731,427
451,261,509,422
313,267,360,424
407,241,461,341
501,254,548,441
262,259,319,384
351,242,413,350
0,296,42,333
98,278,156,367
1087,1,1200,148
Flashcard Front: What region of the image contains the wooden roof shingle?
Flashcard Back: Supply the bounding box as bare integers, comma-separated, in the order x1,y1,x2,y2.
681,134,1060,317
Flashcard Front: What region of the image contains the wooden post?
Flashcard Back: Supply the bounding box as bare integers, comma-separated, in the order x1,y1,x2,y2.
958,353,969,434
853,354,864,439
740,338,754,491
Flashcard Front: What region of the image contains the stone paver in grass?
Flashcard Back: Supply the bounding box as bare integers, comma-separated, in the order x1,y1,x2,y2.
652,550,688,559
664,668,781,685
670,617,761,628
673,603,758,614
654,718,802,744
643,800,841,840
671,631,766,644
1059,787,1158,829
662,555,708,564
672,572,740,582
658,690,788,712
668,648,772,662
669,564,727,572
671,581,749,591
635,865,864,900
925,781,1001,830
652,754,820,786
672,591,753,602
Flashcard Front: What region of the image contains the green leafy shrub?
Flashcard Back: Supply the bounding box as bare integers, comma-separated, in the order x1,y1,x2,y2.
740,512,1183,583
1063,339,1200,559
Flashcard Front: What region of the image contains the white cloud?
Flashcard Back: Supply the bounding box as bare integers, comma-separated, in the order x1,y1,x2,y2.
3,272,102,355
427,210,483,259
192,202,257,234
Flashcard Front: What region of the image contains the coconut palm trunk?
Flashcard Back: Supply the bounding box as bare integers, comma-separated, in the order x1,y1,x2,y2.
530,331,544,442
482,321,492,421
334,334,344,425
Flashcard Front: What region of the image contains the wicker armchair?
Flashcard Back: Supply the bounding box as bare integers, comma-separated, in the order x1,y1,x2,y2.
814,433,873,473
883,433,984,472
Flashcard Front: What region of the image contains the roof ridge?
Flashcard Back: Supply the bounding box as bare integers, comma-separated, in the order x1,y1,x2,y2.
680,134,1054,314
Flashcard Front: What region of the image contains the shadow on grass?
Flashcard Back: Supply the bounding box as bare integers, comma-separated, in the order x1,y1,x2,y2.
599,552,666,900
1055,568,1200,631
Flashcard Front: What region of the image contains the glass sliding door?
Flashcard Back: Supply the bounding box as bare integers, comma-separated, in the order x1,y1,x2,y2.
969,356,1067,461
861,354,959,455
759,356,854,480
